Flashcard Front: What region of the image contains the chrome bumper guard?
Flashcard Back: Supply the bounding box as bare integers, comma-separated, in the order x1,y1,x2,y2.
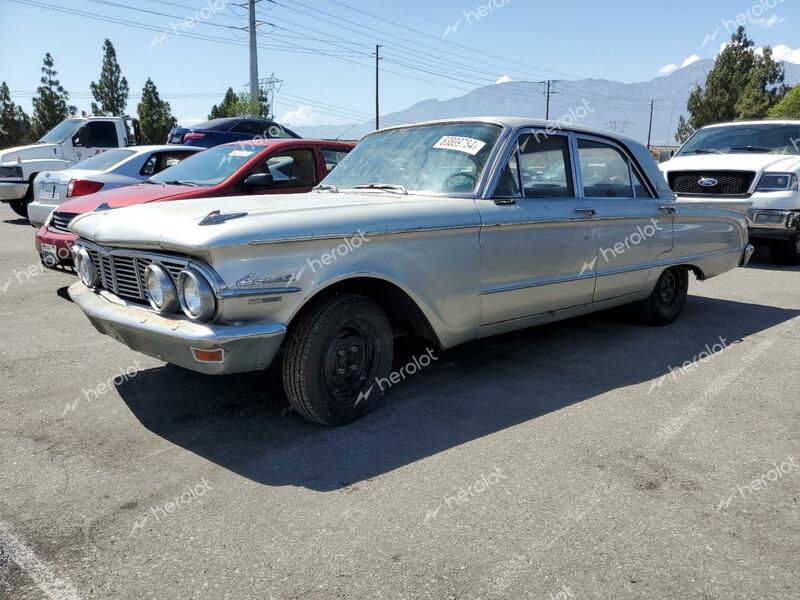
68,282,286,375
741,243,755,267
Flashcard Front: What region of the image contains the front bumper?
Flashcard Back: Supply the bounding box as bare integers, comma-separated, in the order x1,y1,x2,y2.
68,282,286,375
35,225,76,268
0,181,29,202
747,209,800,240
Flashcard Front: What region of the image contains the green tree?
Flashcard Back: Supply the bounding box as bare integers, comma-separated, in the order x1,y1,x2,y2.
136,78,177,144
31,53,77,140
768,86,800,119
0,82,32,148
675,115,695,144
208,88,271,119
679,27,784,141
90,39,129,116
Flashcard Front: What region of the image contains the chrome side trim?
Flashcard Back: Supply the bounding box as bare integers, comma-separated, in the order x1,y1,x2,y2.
247,224,480,246
218,286,302,299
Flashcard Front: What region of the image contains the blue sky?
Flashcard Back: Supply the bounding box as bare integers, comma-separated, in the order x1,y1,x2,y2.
1,0,798,129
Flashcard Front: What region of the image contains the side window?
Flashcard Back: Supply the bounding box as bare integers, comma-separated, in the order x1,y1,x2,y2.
493,150,521,198
156,151,194,173
230,121,265,135
140,154,158,177
322,148,351,174
250,149,317,188
577,139,633,198
518,134,574,198
632,170,654,198
82,121,119,148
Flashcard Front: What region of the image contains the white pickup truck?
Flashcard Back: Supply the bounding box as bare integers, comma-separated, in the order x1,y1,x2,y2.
659,120,800,263
0,116,139,218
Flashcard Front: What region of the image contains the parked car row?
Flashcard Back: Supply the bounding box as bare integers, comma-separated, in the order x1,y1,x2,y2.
48,117,753,426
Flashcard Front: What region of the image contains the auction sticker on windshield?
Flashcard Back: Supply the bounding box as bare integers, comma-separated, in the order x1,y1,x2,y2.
433,136,487,156
228,150,255,158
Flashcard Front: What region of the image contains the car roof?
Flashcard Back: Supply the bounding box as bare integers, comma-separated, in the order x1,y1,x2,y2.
699,120,800,129
127,145,203,153
374,116,644,147
216,138,354,149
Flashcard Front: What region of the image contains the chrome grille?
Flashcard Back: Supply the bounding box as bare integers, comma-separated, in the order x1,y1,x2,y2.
77,242,190,304
51,212,79,233
668,171,755,196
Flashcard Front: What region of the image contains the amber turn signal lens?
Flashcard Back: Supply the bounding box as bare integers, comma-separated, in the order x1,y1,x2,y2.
190,348,225,363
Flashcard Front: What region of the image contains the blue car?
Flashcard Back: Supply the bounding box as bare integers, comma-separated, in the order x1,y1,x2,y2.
167,118,301,148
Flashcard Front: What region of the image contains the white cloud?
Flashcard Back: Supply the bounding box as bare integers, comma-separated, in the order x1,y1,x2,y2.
681,54,702,68
755,15,784,28
772,44,800,64
495,74,513,85
658,64,679,76
280,105,321,126
658,54,702,77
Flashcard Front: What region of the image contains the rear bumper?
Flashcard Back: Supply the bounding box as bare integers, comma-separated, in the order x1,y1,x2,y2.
68,282,287,375
28,200,60,228
35,225,77,268
741,243,755,267
0,181,29,202
747,209,800,241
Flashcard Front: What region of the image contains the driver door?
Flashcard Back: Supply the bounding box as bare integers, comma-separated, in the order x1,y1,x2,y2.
476,130,598,328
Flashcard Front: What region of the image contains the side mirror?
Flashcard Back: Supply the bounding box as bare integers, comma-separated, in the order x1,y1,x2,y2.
243,173,274,189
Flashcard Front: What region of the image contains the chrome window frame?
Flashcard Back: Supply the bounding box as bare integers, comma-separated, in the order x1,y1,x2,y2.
573,133,658,200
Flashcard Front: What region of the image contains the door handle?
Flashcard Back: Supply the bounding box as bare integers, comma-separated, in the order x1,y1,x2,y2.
575,208,596,217
659,205,676,214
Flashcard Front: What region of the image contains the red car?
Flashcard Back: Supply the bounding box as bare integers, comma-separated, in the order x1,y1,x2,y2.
35,139,355,268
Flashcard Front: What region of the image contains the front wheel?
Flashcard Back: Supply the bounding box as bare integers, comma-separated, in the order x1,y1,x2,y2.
282,294,394,426
634,267,689,326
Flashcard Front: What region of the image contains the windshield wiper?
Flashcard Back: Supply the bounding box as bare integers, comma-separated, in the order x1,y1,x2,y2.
313,184,339,193
683,149,722,155
142,180,163,185
161,180,199,187
352,183,408,195
730,146,782,154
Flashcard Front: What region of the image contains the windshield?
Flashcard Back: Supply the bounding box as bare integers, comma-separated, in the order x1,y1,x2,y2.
149,145,256,186
678,124,800,156
38,118,83,144
321,122,502,194
72,149,136,172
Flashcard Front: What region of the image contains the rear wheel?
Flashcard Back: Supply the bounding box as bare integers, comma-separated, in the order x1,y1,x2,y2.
282,294,394,426
634,266,689,326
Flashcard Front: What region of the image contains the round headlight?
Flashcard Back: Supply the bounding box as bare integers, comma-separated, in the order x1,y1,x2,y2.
144,264,179,313
75,247,100,287
177,268,216,321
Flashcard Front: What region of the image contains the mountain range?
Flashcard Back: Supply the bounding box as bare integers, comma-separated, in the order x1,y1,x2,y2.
293,59,800,146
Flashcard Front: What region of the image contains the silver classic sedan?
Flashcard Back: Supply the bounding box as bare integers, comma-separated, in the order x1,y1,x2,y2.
27,145,202,226
66,117,752,425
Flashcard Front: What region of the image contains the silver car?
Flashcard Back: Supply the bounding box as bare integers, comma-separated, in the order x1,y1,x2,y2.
27,145,202,226
67,117,752,425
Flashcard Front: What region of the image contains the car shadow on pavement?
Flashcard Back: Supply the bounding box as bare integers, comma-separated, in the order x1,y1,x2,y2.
115,295,800,491
3,218,30,226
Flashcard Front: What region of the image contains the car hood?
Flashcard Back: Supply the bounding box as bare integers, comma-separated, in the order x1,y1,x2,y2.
659,153,800,174
0,143,60,165
70,191,480,252
56,183,203,214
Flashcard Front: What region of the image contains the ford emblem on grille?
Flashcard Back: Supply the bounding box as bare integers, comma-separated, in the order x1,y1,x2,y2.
698,177,719,187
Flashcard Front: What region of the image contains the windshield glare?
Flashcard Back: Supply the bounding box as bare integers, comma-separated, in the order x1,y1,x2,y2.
150,145,256,186
678,124,800,156
38,118,83,144
72,149,136,172
321,123,502,194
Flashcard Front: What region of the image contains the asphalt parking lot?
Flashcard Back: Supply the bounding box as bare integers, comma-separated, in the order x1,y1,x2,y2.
0,203,798,600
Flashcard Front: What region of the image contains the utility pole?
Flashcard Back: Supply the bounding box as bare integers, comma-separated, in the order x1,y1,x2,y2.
543,80,559,120
647,100,655,149
375,44,382,130
248,0,259,112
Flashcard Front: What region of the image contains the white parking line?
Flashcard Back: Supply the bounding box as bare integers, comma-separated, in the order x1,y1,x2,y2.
0,521,82,600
